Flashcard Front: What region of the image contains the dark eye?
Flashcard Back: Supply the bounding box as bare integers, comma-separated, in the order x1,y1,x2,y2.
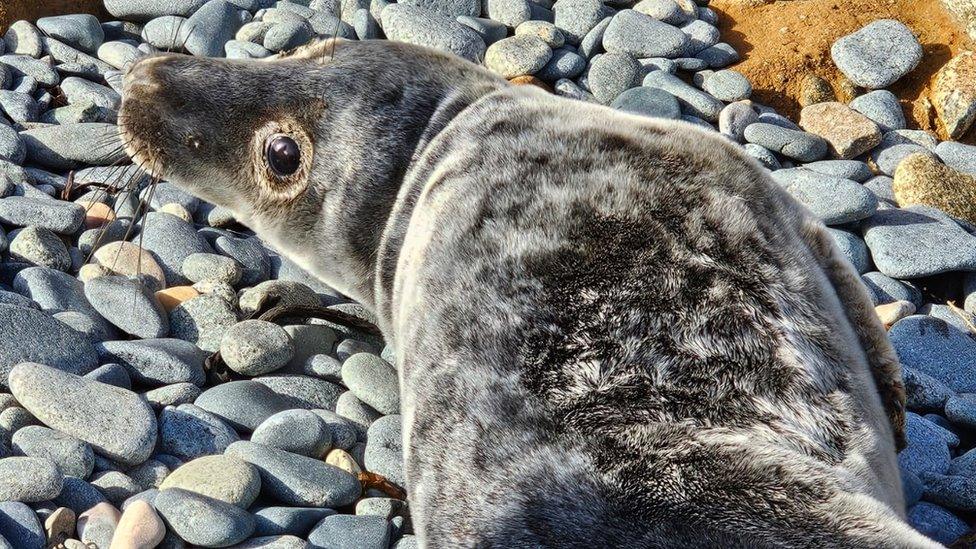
265,134,301,176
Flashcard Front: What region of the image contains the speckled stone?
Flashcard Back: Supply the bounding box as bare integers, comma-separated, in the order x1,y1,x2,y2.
158,403,239,460
169,293,238,352
381,4,486,62
602,9,688,58
586,52,642,105
96,338,207,387
553,0,609,45
155,488,254,547
892,152,976,224
0,305,99,380
933,51,976,139
798,101,882,159
643,70,724,122
85,276,169,339
0,456,62,502
160,455,260,509
484,35,552,78
11,425,94,478
831,19,922,89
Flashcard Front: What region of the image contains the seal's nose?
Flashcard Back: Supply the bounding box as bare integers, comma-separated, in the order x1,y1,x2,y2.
122,55,172,101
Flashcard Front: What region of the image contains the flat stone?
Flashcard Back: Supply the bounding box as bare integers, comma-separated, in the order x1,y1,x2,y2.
104,0,209,21
254,375,344,411
11,425,94,478
831,19,922,89
700,69,751,102
863,206,976,278
169,293,238,352
85,276,169,339
802,160,873,182
484,0,532,28
60,77,120,110
36,15,104,54
890,315,976,393
634,0,690,26
138,211,214,286
263,21,314,53
0,91,37,124
399,0,479,17
643,70,724,122
195,380,295,433
798,101,881,159
9,362,157,465
484,35,552,78
771,169,877,225
160,455,260,509
456,16,508,47
20,123,124,170
381,4,486,62
936,141,976,175
602,10,688,58
96,338,207,387
893,152,976,224
828,228,871,274
341,353,399,415
861,271,923,307
226,441,361,508
252,409,332,459
154,488,254,547
0,305,99,381
899,413,952,477
307,515,391,549
221,320,294,377
159,403,240,460
0,456,62,502
182,252,242,285
586,52,642,105
141,16,190,50
610,86,680,119
0,196,84,234
97,41,142,70
933,51,976,139
252,506,335,538
680,19,720,55
514,20,564,48
0,55,57,87
9,226,71,271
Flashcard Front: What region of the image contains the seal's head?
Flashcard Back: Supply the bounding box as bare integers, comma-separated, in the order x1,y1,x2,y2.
119,39,505,304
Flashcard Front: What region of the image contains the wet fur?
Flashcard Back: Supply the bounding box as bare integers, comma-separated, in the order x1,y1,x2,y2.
119,40,933,547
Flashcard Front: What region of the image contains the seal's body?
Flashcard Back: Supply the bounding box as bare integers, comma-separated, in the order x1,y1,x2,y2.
120,39,937,547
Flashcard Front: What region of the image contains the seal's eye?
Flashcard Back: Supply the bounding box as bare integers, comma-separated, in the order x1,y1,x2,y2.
265,135,301,176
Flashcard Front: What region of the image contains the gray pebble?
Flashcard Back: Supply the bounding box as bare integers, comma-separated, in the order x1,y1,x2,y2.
771,169,877,225
96,338,207,387
701,69,751,101
60,77,121,110
0,55,58,87
20,123,125,170
484,35,552,78
36,15,104,54
0,501,44,549
3,22,43,58
169,293,238,352
603,10,688,58
84,362,132,388
587,52,642,105
364,414,403,487
0,196,84,234
849,90,906,132
381,4,486,62
195,380,295,432
577,15,610,59
610,86,681,119
221,320,295,377
264,21,314,52
831,19,922,89
743,123,828,162
52,476,107,515
0,305,99,380
485,0,532,28
341,353,400,415
85,276,169,339
643,70,724,122
159,403,240,460
155,488,255,547
864,206,976,278
553,0,610,45
139,211,215,286
0,456,62,502
718,101,757,143
11,425,94,479
185,0,245,57
801,159,873,182
456,16,508,46
308,514,391,549
680,19,719,55
0,90,37,123
253,506,335,537
252,409,332,458
104,0,209,21
634,0,690,26
141,16,191,50
827,228,871,274
142,382,203,410
935,141,976,175
9,226,71,272
0,126,23,165
97,41,143,70
183,252,243,285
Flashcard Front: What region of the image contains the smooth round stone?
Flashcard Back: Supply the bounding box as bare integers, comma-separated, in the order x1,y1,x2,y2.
514,20,564,48
111,499,165,549
161,455,260,509
534,47,586,82
770,169,877,225
104,0,209,21
701,69,751,102
341,354,399,415
252,507,334,539
602,10,687,58
141,16,190,49
8,362,157,465
0,126,24,164
169,293,238,352
936,141,976,176
159,403,240,461
308,410,357,452
861,272,922,308
0,305,99,380
577,15,610,59
801,160,873,182
633,0,690,25
680,19,719,55
11,425,94,478
398,0,478,17
485,35,552,79
12,268,101,323
335,392,381,439
3,21,43,58
827,228,871,274
863,206,976,278
155,488,254,547
263,21,313,52
37,14,105,53
9,226,70,271
908,502,968,546
743,123,828,162
230,536,311,549
79,503,122,549
0,55,58,87
718,101,757,143
144,182,199,214
456,16,507,46
610,86,680,119
484,0,532,27
254,375,344,412
0,90,38,123
0,196,84,234
142,382,202,411
182,252,242,285
221,320,294,377
381,4,486,62
553,0,609,45
919,473,976,513
138,211,215,286
643,70,725,122
364,415,404,487
184,0,244,58
91,471,142,506
54,477,108,515
325,448,362,476
252,410,332,459
307,515,391,549
126,459,169,491
195,381,295,433
0,501,44,549
831,20,922,89
214,236,270,287
97,41,142,70
302,354,342,381
850,89,906,132
697,42,739,69
875,143,934,177
587,52,642,105
0,457,62,502
226,441,361,508
96,338,207,387
85,276,169,339
945,393,976,429
899,413,953,477
59,78,121,111
20,123,124,170
890,315,976,393
93,241,168,291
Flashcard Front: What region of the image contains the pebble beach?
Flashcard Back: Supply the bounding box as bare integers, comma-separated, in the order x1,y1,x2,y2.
0,0,972,547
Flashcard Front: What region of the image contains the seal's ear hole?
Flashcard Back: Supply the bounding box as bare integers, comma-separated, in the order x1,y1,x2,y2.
265,135,301,177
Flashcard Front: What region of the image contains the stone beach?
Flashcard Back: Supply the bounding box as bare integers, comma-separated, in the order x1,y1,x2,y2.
0,0,969,546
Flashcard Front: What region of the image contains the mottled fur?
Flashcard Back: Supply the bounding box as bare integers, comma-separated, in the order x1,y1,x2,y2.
120,39,932,547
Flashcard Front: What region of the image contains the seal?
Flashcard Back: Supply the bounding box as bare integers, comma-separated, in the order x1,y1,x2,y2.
119,39,935,547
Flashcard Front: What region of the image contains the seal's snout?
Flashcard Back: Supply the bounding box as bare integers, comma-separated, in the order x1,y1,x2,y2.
122,55,169,102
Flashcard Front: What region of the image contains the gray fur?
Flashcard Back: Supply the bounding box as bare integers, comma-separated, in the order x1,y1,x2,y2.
119,39,936,547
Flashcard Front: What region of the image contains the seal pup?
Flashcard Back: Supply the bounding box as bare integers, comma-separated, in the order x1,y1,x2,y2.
119,39,937,547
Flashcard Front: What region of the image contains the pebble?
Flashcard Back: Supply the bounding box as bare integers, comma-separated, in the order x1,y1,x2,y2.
55,476,109,515
534,46,586,81
899,413,952,476
3,22,43,58
98,41,143,70
209,237,268,286
602,10,688,58
159,403,240,460
9,362,157,465
92,471,143,506
484,0,533,28
515,20,564,48
0,91,37,123
0,196,84,234
20,123,124,170
160,455,260,508
104,0,209,21
456,16,508,46
484,35,552,78
85,276,170,339
254,375,344,411
849,89,906,132
0,55,57,87
696,42,738,69
553,0,609,45
893,152,976,224
828,228,871,274
743,122,828,162
9,226,71,271
155,488,255,547
643,70,724,122
633,0,690,26
195,380,295,432
933,51,976,139
341,353,399,415
169,293,238,352
79,502,122,547
185,0,244,58
771,169,877,225
325,448,362,476
577,15,611,59
218,320,292,376
252,506,335,538
908,502,969,546
0,456,62,502
863,206,976,278
45,507,75,547
307,515,391,549
802,160,873,182
381,4,486,62
890,313,976,394
110,499,166,549
226,441,361,507
0,305,99,379
364,415,404,487
798,101,881,159
831,20,922,89
0,501,44,549
610,86,680,119
875,300,915,329
586,52,642,105
182,252,242,285
936,141,976,175
96,338,207,387
718,101,758,143
11,425,94,478
264,21,314,52
252,409,332,459
37,15,105,54
238,279,320,316
680,19,720,55
875,143,934,177
700,69,751,102
138,211,214,286
60,77,121,111
93,241,167,291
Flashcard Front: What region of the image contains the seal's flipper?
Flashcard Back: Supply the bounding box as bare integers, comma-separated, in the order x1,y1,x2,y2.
799,218,907,451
